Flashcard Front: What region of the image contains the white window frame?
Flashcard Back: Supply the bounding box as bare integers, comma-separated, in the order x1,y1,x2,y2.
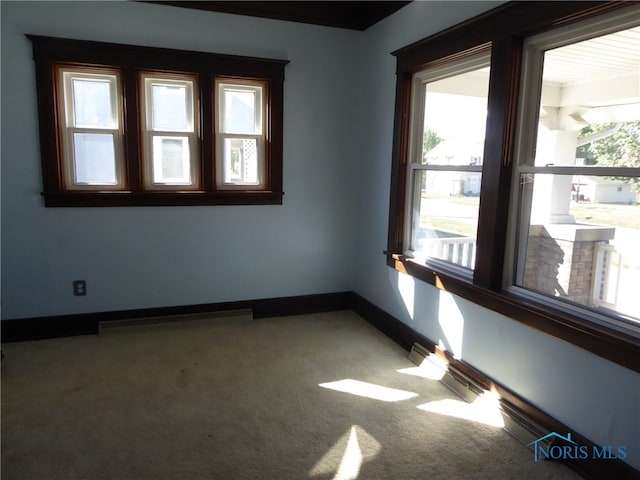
59,68,125,190
403,51,490,277
505,7,640,335
141,74,199,190
215,80,266,190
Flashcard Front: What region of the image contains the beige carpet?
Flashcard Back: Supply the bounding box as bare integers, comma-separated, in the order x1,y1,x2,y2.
1,310,580,479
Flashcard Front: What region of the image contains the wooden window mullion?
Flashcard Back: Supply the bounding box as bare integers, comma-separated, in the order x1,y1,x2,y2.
122,68,142,192
200,75,215,192
473,36,522,290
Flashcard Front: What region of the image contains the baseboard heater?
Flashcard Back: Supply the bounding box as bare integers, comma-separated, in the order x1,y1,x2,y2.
408,342,547,448
98,308,253,334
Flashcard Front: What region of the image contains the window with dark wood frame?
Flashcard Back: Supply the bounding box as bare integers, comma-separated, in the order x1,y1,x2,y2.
28,35,288,207
386,1,640,373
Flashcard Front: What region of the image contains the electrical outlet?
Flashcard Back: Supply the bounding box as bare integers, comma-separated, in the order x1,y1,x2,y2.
73,280,87,296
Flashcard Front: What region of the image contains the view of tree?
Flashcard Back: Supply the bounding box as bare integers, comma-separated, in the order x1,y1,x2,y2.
577,121,640,191
576,125,597,164
422,128,443,164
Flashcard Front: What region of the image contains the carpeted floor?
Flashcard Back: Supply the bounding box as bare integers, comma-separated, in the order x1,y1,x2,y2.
1,310,581,479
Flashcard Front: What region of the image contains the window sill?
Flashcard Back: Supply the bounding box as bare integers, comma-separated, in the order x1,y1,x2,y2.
387,255,640,373
42,190,284,207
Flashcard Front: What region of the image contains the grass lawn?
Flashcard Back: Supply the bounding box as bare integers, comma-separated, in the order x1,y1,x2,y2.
425,218,477,237
419,197,639,235
571,202,640,230
420,195,479,237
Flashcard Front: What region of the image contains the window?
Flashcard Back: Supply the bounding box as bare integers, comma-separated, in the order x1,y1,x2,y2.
508,15,640,332
387,2,640,372
216,80,265,189
141,74,198,189
60,69,124,189
405,51,490,274
29,36,288,206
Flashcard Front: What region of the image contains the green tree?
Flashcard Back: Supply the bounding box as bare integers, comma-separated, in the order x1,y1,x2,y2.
576,125,596,164
578,121,640,191
422,128,443,164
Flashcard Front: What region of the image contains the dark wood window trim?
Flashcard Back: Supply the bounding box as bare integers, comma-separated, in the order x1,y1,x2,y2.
387,1,640,373
28,35,288,207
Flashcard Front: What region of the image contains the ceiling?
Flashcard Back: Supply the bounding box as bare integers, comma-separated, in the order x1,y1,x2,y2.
542,26,640,85
542,26,640,123
146,1,411,30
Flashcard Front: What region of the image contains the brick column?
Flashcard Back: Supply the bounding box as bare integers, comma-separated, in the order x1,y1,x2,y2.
523,225,615,305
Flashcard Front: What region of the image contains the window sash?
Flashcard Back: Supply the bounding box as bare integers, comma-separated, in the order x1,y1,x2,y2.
217,82,263,135
215,80,266,190
141,74,199,189
149,135,195,185
403,51,490,270
506,8,640,329
517,166,640,176
411,165,483,172
216,134,265,188
59,68,125,190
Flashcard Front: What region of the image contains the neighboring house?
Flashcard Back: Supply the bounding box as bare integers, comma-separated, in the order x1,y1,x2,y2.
572,176,636,204
422,171,481,196
424,140,483,196
425,139,484,166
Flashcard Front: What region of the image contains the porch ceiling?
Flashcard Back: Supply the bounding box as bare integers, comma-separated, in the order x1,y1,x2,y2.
542,26,640,123
543,26,639,85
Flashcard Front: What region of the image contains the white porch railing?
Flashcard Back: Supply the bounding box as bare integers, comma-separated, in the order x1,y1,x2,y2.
420,237,635,317
421,237,477,269
591,242,622,309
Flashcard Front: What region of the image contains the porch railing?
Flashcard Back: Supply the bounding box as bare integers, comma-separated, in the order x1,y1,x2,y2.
421,237,477,269
591,241,622,309
421,236,632,316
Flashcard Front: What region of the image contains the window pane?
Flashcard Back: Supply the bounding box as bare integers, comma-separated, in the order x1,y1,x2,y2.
514,24,639,324
422,88,488,166
517,173,639,322
532,26,639,168
152,83,188,131
72,79,113,128
409,59,489,271
152,136,191,184
411,170,481,269
223,138,258,184
72,133,117,184
223,88,259,134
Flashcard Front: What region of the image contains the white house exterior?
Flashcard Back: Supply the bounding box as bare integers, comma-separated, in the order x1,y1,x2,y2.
424,139,483,196
572,176,637,204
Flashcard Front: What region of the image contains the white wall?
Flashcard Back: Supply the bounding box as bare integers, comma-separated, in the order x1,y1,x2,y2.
1,1,359,319
354,0,640,470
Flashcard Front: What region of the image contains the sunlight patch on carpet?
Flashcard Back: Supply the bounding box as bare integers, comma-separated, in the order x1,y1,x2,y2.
417,391,505,427
319,379,418,402
308,425,381,479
